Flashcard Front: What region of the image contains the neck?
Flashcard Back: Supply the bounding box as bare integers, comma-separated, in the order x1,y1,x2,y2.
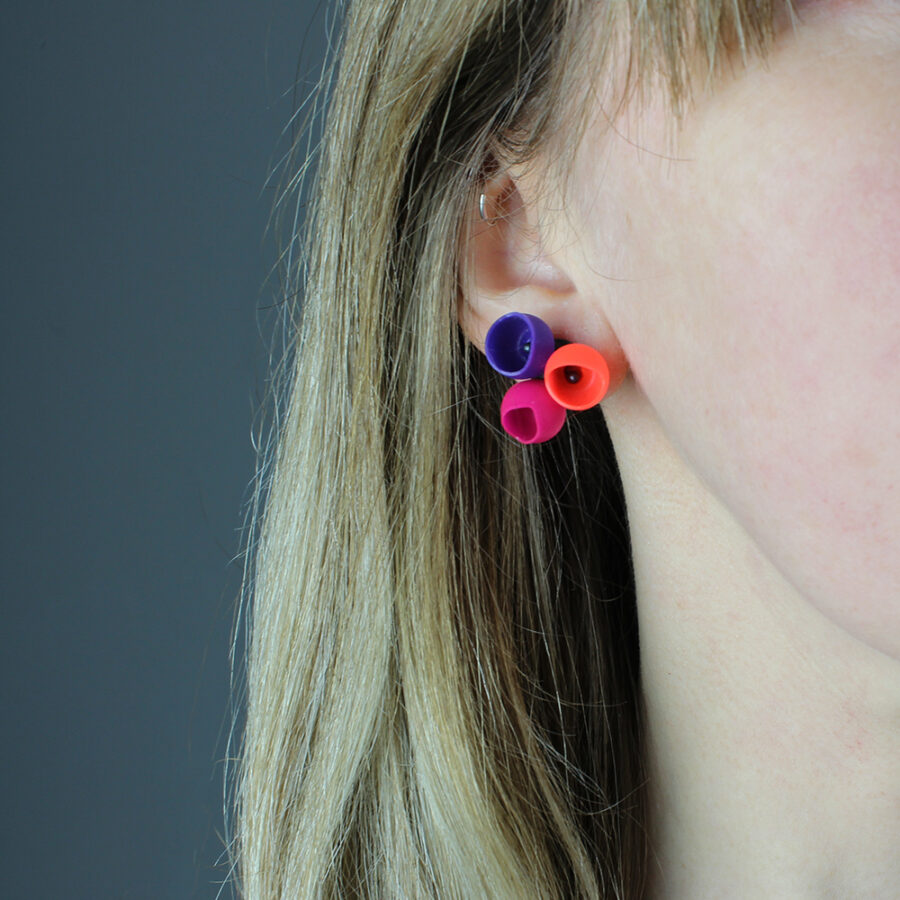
603,377,900,899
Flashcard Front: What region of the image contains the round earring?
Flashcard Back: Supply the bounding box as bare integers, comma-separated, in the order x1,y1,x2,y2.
484,311,612,444
543,342,611,409
499,380,567,444
485,312,555,379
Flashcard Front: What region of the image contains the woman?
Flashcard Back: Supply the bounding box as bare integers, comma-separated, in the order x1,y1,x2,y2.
226,0,899,896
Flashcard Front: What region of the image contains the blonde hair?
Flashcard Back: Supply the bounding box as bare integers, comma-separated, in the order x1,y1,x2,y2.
225,1,785,896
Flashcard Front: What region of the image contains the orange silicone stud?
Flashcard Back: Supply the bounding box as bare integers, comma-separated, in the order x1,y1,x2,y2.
543,343,610,410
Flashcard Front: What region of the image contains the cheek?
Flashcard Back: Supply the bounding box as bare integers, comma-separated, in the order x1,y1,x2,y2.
722,166,899,626
620,110,900,656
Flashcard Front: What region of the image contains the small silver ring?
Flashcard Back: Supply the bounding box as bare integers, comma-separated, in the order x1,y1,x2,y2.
478,192,490,222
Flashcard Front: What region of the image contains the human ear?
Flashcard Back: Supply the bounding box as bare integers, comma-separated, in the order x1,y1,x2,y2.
458,168,576,350
457,166,629,395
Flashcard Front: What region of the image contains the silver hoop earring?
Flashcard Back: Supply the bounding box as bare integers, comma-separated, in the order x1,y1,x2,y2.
478,192,491,223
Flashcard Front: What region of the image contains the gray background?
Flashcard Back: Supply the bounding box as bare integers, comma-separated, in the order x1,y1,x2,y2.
1,1,330,897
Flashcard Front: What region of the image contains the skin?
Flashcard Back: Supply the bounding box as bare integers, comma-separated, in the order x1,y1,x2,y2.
460,1,899,895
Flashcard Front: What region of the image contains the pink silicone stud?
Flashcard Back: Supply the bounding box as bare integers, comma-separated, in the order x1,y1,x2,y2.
499,380,567,444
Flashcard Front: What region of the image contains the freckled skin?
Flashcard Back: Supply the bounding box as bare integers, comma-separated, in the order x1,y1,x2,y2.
570,4,900,658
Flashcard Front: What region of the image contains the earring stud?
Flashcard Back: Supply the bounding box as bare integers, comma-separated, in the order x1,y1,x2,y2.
485,311,613,444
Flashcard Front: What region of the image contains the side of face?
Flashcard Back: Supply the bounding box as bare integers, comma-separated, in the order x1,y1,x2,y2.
563,2,900,657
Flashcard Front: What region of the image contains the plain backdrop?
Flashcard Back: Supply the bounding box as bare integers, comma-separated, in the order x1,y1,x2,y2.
1,1,331,897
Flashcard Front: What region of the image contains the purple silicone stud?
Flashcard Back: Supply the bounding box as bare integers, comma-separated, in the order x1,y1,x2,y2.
485,312,555,379
499,380,567,444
